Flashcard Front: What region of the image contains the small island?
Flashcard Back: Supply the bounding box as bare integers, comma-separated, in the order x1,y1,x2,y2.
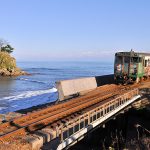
0,39,29,76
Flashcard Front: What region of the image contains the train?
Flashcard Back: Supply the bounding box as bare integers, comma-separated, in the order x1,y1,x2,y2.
114,50,150,84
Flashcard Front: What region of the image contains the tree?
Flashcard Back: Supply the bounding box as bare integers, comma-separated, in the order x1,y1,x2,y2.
1,44,14,53
0,39,14,53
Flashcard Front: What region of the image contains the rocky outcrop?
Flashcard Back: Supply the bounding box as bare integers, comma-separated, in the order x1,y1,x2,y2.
0,68,29,76
0,52,29,76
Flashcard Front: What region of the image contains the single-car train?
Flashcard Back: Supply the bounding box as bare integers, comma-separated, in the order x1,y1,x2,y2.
114,50,150,84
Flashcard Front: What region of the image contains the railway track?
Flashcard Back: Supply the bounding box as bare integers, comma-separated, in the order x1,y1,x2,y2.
0,83,142,142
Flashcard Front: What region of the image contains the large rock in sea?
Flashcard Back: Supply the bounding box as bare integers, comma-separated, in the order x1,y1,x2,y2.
0,51,28,76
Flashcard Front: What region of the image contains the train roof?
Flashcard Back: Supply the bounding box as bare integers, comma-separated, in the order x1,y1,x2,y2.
115,51,150,57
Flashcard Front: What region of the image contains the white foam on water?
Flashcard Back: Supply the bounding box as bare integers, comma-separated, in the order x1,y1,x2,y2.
19,78,46,84
20,78,29,81
0,88,57,101
0,107,7,111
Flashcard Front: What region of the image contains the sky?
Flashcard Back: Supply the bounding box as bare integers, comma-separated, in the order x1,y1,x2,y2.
0,0,150,61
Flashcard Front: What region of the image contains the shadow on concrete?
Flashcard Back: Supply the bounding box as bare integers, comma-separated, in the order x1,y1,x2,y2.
95,74,114,87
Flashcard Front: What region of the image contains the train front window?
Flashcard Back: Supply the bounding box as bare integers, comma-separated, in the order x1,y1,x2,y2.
115,56,122,64
145,60,148,67
124,57,130,63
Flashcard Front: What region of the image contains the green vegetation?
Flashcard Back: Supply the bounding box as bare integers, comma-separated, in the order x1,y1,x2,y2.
1,44,14,53
0,39,16,72
0,39,14,53
0,38,27,76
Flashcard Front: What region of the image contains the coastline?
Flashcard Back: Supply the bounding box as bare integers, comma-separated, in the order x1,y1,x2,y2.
0,73,149,150
0,68,30,76
0,51,30,77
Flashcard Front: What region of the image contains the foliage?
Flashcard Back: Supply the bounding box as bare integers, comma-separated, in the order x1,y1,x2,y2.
0,39,14,53
1,44,14,53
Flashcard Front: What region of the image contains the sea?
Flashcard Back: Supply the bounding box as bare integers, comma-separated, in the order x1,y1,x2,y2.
0,61,113,114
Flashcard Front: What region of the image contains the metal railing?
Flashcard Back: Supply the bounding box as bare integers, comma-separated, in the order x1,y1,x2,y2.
59,89,139,142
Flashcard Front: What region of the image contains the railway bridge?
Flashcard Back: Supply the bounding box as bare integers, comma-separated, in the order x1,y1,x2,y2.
56,88,140,150
0,80,144,150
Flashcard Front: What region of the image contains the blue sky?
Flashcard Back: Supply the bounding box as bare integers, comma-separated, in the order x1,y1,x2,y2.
0,0,150,61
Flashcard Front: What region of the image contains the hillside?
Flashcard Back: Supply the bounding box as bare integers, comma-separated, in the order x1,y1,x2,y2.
0,52,28,76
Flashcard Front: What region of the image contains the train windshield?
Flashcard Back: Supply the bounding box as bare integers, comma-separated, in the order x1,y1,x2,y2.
115,56,122,64
124,57,130,63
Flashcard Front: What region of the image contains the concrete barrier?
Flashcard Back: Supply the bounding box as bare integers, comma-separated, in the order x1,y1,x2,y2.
56,77,97,101
95,74,114,86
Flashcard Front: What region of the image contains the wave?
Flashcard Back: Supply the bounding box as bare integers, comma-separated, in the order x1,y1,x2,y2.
26,68,60,71
18,78,46,84
0,107,7,111
0,88,57,101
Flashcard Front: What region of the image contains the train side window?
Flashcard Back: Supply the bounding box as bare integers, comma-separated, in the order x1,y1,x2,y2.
145,60,148,67
139,57,142,63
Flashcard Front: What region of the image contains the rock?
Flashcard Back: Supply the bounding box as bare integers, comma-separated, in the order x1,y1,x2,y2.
0,68,30,76
0,52,30,77
0,68,11,76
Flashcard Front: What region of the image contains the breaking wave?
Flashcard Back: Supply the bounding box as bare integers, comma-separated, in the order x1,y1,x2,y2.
0,88,57,101
0,107,7,111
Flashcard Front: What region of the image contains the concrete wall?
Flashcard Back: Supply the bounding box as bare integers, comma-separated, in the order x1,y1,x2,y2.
56,77,97,101
56,74,115,101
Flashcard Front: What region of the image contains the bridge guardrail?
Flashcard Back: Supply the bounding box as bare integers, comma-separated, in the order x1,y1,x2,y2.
57,88,140,150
